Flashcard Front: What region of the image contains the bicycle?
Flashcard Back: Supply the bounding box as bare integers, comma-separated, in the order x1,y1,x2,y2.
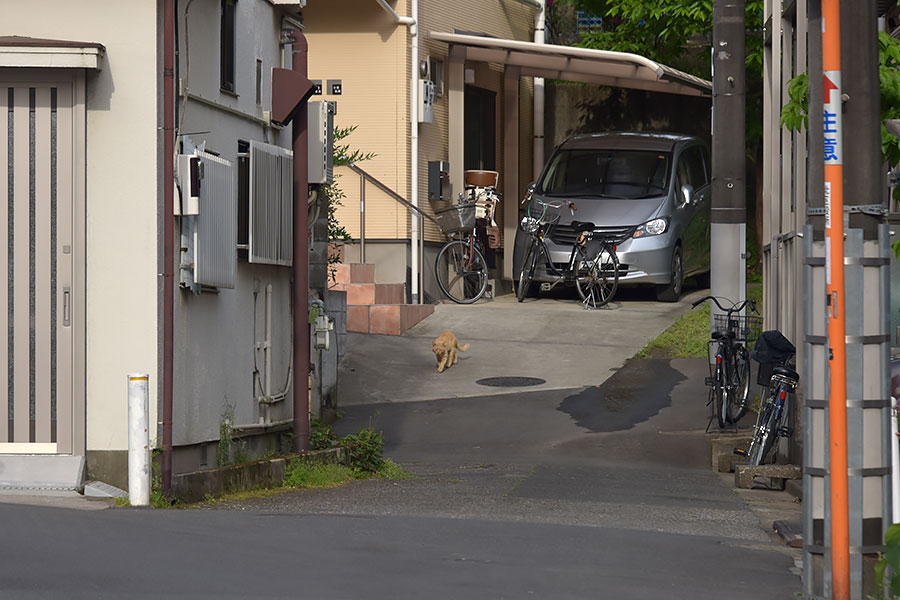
691,295,761,429
742,330,798,466
516,197,619,309
433,188,499,304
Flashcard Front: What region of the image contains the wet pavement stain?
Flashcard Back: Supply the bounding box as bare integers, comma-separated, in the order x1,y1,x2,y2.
558,358,686,432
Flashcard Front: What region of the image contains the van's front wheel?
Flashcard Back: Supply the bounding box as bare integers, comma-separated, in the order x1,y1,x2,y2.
655,246,683,302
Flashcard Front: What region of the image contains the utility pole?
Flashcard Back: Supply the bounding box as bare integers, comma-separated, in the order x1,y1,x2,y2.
821,1,850,597
711,0,746,311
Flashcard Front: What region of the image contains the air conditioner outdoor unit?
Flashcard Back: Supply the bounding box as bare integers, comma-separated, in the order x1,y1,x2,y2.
176,153,202,215
308,100,335,185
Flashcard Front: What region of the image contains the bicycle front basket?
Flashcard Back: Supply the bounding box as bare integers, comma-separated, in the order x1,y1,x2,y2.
712,314,763,343
435,202,476,235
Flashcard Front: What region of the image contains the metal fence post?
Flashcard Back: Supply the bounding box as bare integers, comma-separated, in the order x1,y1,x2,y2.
359,172,366,263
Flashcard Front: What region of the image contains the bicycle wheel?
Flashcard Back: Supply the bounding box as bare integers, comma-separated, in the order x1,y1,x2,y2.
748,400,778,466
575,243,619,308
726,346,751,423
435,239,488,304
517,241,538,302
714,373,727,429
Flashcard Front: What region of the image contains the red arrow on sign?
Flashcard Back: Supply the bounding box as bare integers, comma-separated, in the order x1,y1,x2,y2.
823,75,838,104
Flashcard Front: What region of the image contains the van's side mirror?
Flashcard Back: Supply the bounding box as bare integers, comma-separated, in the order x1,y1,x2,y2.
679,184,694,208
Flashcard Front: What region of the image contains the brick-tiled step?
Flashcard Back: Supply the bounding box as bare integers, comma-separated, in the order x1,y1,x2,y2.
331,282,405,306
347,304,435,336
331,263,375,285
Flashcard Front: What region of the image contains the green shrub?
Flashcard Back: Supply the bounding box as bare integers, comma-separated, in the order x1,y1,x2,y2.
310,418,337,450
340,426,384,474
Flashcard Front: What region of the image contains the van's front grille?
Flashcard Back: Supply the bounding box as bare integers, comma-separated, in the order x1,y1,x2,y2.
549,224,636,246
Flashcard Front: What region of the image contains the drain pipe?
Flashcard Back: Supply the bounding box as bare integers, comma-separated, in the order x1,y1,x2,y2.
161,0,175,497
409,0,419,303
291,31,311,453
533,0,545,180
375,0,418,303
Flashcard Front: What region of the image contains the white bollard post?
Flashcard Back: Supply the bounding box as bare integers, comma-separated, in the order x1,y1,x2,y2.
892,396,900,524
128,373,151,507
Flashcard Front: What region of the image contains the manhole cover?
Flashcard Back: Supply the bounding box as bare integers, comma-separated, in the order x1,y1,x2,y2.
475,376,546,388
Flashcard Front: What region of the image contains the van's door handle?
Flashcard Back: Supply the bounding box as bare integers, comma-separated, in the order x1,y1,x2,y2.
63,287,71,327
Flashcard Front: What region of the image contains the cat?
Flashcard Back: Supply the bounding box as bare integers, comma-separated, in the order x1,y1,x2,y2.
432,331,469,373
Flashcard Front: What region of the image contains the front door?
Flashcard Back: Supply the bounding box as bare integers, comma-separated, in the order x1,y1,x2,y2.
0,75,78,454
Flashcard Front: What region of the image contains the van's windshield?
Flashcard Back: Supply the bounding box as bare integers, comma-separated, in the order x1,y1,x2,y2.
538,149,671,199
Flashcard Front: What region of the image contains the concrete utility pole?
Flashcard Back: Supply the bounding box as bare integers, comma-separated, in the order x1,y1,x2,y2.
711,0,746,310
841,0,882,238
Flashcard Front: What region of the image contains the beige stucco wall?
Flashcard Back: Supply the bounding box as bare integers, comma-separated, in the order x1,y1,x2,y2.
304,0,411,241
2,1,160,453
304,0,536,247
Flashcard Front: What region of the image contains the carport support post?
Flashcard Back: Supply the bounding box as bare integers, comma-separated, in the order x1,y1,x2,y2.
447,44,465,200
711,0,746,314
503,66,521,281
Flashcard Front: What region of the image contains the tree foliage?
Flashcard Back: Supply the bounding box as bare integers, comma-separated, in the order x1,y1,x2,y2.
780,32,900,166
567,0,765,79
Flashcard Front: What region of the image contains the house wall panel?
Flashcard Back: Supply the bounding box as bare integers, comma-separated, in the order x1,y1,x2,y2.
2,1,160,453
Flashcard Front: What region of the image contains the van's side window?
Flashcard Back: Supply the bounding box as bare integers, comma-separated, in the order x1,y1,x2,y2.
680,146,707,188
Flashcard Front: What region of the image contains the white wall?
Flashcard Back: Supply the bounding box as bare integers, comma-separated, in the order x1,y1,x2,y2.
2,0,160,453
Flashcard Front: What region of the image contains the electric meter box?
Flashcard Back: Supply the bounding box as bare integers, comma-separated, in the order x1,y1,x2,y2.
308,100,335,185
428,160,450,207
418,79,435,124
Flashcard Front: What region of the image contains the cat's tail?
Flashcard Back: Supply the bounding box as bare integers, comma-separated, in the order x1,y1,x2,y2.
456,342,470,352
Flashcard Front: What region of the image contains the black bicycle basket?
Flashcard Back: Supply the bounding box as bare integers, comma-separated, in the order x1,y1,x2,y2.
712,313,762,343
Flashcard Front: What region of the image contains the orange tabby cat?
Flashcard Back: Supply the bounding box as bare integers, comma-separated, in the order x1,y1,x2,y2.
432,331,469,373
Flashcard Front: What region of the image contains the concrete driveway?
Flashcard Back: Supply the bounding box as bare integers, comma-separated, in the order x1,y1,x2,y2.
338,286,708,406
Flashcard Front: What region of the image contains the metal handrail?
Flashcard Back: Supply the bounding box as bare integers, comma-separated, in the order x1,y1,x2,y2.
346,162,435,304
346,163,439,225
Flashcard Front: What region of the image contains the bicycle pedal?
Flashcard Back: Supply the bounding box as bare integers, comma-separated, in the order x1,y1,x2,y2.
540,283,552,292
704,377,714,387
733,448,747,456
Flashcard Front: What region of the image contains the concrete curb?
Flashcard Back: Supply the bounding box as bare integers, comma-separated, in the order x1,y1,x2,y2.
172,447,349,504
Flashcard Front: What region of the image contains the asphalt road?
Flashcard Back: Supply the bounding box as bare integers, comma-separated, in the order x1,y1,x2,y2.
0,358,800,599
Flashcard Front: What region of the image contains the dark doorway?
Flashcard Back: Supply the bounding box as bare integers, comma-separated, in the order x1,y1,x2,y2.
464,86,496,171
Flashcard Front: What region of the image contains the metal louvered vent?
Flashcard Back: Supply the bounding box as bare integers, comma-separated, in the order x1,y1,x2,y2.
248,140,293,266
194,151,236,288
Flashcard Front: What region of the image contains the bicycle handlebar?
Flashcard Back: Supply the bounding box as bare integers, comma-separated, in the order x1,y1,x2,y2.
691,295,757,315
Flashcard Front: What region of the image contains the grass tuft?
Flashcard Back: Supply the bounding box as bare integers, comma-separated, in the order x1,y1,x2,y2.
283,460,354,489
636,283,763,360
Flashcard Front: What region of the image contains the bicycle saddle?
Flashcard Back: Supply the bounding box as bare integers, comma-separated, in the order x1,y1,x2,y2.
772,365,799,381
570,220,596,232
711,330,736,340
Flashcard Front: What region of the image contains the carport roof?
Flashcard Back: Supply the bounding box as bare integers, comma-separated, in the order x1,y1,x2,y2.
429,32,711,97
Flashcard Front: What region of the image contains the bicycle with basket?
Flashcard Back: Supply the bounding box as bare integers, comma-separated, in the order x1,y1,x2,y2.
692,296,762,431
431,170,500,304
516,194,620,309
737,330,799,466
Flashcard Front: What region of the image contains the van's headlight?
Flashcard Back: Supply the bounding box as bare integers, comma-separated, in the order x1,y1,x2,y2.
633,218,668,238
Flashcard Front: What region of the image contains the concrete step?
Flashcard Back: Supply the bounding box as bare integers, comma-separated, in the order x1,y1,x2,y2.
347,304,435,336
734,463,801,489
331,263,376,285
0,455,85,492
331,282,405,306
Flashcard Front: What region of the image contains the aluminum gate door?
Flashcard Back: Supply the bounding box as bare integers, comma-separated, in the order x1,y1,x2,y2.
1,78,76,455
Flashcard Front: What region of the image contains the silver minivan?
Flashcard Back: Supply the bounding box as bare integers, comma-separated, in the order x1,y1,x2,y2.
513,132,711,302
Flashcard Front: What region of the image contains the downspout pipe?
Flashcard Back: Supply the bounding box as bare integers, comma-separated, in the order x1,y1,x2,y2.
375,0,415,26
533,1,545,180
291,31,311,453
409,0,419,303
161,0,175,497
374,0,419,303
